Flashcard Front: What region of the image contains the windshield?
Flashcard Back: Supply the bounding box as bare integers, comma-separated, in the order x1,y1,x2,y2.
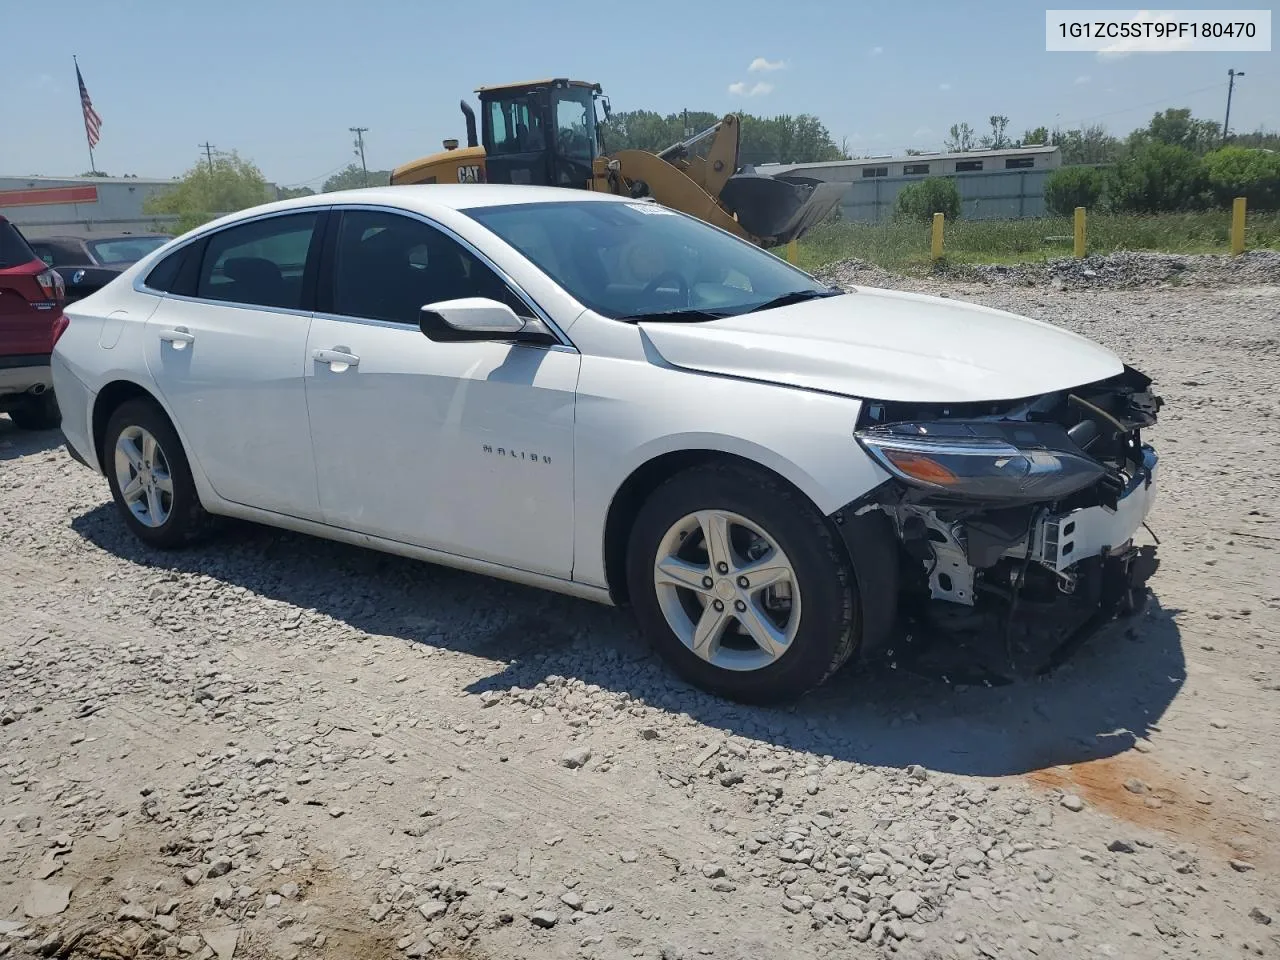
462,200,832,320
89,236,169,263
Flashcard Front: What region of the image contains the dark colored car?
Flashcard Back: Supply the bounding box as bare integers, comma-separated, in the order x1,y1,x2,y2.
29,233,171,303
0,215,67,430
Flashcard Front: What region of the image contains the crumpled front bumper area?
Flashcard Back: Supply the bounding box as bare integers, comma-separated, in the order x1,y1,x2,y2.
847,444,1162,685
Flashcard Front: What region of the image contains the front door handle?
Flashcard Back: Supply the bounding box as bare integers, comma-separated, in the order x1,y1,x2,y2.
313,348,360,371
159,327,195,350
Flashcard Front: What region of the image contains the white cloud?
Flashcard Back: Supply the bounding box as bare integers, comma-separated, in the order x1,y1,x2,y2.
938,82,952,91
728,80,774,97
870,45,884,56
749,57,786,72
1074,74,1092,84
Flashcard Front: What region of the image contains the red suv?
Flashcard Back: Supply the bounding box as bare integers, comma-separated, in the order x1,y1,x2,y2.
0,215,67,430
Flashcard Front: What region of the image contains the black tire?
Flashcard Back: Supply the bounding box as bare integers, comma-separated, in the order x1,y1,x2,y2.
8,392,60,431
102,397,214,550
626,461,862,705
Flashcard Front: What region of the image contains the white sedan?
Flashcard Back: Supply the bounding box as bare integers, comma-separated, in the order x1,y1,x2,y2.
51,185,1163,703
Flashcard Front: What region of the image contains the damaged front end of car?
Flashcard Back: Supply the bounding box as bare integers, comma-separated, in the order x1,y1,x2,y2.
838,365,1163,678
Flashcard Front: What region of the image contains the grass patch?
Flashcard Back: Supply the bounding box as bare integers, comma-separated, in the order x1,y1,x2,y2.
795,211,1280,274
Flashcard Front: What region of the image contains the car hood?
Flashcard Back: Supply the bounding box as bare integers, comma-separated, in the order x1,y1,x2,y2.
637,287,1125,403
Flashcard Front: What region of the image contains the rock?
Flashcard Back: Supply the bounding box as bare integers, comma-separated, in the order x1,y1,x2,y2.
887,919,907,940
369,903,391,922
263,894,282,909
419,899,448,921
781,899,805,915
1229,859,1256,872
1249,907,1271,925
206,858,233,879
905,765,928,781
178,936,203,955
1060,794,1086,812
23,882,71,918
278,882,300,900
117,904,154,922
850,920,873,942
889,891,922,918
252,753,275,767
405,941,433,958
1123,778,1149,794
562,747,593,769
202,927,239,960
155,914,180,933
619,850,638,864
719,772,745,787
560,892,584,911
183,868,204,886
1108,839,1136,854
701,864,726,879
530,910,558,928
835,902,864,924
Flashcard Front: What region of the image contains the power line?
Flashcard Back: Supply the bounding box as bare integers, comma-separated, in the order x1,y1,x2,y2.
281,160,355,189
1074,81,1226,125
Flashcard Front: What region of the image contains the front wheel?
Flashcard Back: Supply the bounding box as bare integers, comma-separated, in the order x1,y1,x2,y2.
626,462,863,704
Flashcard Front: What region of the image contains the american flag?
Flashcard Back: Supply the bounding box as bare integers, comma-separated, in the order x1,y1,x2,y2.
76,61,102,148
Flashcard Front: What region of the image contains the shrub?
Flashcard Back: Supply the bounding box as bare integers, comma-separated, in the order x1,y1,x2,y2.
1043,166,1106,216
893,177,961,222
1106,143,1206,214
1201,146,1280,210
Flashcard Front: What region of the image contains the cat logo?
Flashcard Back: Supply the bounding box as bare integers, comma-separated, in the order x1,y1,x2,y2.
457,165,483,184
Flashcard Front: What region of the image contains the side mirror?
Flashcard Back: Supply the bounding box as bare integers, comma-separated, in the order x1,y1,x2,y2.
419,297,553,344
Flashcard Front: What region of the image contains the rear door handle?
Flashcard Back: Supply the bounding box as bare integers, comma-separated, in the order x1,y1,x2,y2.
313,348,360,371
159,327,195,349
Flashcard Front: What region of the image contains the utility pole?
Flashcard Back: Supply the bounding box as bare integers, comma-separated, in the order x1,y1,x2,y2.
1223,68,1244,145
198,142,215,174
350,127,369,186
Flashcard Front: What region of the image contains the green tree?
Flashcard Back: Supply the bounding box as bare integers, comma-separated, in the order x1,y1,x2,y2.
278,186,317,200
1106,143,1206,213
322,163,392,192
1052,124,1122,165
893,177,961,222
601,109,843,165
980,115,1010,150
142,150,271,233
1201,147,1280,210
1044,166,1106,216
1132,108,1220,155
945,122,976,152
79,169,108,177
1022,126,1050,146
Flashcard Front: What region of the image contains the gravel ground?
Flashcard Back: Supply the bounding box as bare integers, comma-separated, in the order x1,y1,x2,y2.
2,254,1278,960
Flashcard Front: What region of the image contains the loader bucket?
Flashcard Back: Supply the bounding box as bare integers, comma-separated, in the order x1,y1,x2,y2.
718,174,850,246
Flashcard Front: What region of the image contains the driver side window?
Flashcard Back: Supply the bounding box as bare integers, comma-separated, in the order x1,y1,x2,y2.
330,209,535,326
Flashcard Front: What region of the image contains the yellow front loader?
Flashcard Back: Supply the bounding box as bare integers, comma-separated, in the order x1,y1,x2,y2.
389,78,848,249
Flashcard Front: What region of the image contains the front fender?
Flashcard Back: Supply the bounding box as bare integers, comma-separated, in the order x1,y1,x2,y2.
571,356,892,589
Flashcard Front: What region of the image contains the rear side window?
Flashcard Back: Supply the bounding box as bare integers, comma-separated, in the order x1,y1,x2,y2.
195,212,320,310
144,247,186,293
0,220,37,269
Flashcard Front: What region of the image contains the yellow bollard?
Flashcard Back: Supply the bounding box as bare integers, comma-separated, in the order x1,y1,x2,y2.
1231,196,1247,255
1073,207,1086,258
785,239,799,264
930,212,944,260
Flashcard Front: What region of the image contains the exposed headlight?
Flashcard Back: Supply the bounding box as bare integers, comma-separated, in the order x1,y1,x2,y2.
856,420,1107,502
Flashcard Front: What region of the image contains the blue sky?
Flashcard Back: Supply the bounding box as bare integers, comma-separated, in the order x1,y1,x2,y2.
3,0,1276,185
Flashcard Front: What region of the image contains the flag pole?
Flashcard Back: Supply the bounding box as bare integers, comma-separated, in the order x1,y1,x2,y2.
74,55,97,175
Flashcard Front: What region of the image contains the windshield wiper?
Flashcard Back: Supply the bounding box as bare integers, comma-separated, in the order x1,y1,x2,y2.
620,309,728,324
740,287,843,314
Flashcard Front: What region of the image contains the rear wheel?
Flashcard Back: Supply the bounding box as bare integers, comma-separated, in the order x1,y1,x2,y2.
103,398,213,549
8,392,60,431
626,462,862,704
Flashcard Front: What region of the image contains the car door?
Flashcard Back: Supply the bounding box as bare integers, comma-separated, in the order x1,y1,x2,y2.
142,209,324,519
304,206,580,578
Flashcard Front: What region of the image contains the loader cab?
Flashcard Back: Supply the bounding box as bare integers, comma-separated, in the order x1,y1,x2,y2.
478,79,603,190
